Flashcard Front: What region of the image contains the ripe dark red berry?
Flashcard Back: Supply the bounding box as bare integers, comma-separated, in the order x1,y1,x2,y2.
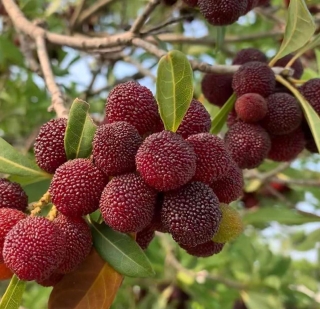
136,131,196,191
92,121,142,176
274,54,304,79
232,48,267,65
176,99,211,139
105,81,160,135
300,78,320,115
235,93,267,122
201,73,233,107
0,178,28,211
187,133,233,184
180,241,224,257
161,182,222,247
34,118,67,174
100,173,157,233
224,122,271,169
54,215,92,274
36,272,64,287
261,93,302,135
198,0,247,26
267,128,306,162
0,208,26,263
50,159,108,217
3,217,66,281
136,228,155,250
210,163,244,204
232,61,276,98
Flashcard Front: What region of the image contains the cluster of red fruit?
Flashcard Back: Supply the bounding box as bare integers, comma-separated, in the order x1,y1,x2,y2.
0,80,244,287
182,0,270,26
202,48,320,170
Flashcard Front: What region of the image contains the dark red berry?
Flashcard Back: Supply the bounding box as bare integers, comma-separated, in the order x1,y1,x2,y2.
100,173,157,233
0,178,28,211
136,228,155,250
50,159,108,217
136,131,196,191
235,93,267,122
180,241,224,257
274,54,304,79
36,272,64,287
34,118,67,174
300,78,320,115
161,182,221,247
232,48,267,65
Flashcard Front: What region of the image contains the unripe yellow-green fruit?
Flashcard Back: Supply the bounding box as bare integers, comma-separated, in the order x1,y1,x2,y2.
212,204,244,243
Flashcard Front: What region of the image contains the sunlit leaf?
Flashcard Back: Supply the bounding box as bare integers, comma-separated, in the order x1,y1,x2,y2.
49,249,123,309
156,50,193,132
242,291,285,309
0,275,26,309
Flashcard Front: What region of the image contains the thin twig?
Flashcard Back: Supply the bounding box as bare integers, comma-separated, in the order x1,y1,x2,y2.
69,0,86,30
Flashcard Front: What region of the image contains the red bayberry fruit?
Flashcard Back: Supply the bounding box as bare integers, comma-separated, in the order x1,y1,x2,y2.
136,228,155,250
180,241,224,257
187,133,233,184
54,215,92,274
201,73,234,107
300,78,320,115
105,81,160,135
161,182,222,247
0,208,26,263
232,61,275,98
34,118,68,174
50,159,108,217
274,54,304,79
92,121,142,176
224,122,271,169
36,272,64,287
232,48,267,65
176,99,211,139
100,173,157,233
210,163,244,204
261,93,302,135
235,93,267,122
3,217,66,281
0,178,28,211
136,131,196,191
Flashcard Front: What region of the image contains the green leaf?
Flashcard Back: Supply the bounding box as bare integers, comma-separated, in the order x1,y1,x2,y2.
243,207,320,226
241,291,285,309
156,50,193,132
295,228,320,251
64,99,97,160
215,26,226,53
210,93,236,134
89,221,155,278
0,137,50,179
316,48,320,74
0,275,26,309
270,0,315,65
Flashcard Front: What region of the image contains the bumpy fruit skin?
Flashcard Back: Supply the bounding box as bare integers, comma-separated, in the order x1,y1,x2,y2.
34,118,67,174
54,215,92,274
0,208,26,263
136,228,155,250
300,78,320,115
92,122,142,176
105,81,160,135
161,182,222,247
232,61,275,98
198,0,247,26
182,0,198,6
148,193,168,233
232,48,267,65
0,179,28,211
36,272,64,287
227,109,239,127
187,133,233,184
0,263,13,280
274,54,304,79
235,93,267,122
201,73,233,107
3,217,66,281
212,204,244,243
210,163,244,204
100,173,157,233
136,131,196,191
224,122,271,169
50,159,108,217
176,99,211,139
180,241,224,257
261,93,302,135
267,128,306,162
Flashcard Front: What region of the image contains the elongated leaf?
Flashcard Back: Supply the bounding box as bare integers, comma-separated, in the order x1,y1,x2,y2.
0,137,50,178
49,249,123,309
295,228,320,251
0,275,26,309
243,207,320,226
270,0,315,65
210,93,236,134
90,221,155,278
241,291,285,309
64,99,97,160
156,50,193,132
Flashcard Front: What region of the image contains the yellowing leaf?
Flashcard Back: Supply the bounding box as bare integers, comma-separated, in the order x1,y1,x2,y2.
49,249,123,309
